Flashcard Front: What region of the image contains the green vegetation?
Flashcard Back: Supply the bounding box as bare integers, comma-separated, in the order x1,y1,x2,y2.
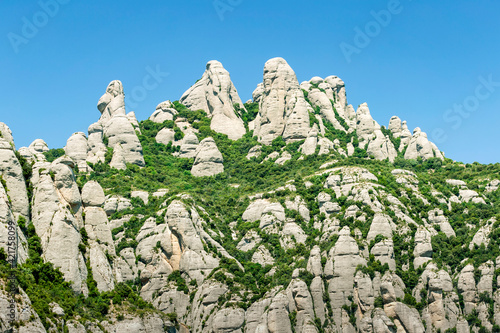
7,97,500,331
5,218,161,330
43,148,65,162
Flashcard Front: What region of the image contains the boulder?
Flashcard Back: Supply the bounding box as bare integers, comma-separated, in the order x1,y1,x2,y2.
414,226,433,268
178,132,199,158
28,139,49,161
246,145,262,159
486,179,500,192
64,132,90,171
191,137,224,177
104,114,145,167
149,101,177,123
388,116,402,138
252,245,274,266
299,124,318,155
155,128,175,145
367,213,393,241
275,151,292,165
131,190,149,205
81,181,105,207
356,103,379,143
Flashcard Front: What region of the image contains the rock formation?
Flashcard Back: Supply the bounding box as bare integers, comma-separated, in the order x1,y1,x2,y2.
191,137,224,177
64,132,91,172
149,100,178,123
404,127,444,160
0,138,29,219
180,61,246,140
254,57,312,144
96,80,145,168
0,57,493,332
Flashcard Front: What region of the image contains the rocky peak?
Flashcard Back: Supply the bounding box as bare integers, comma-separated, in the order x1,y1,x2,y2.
97,80,126,123
90,81,146,169
388,116,402,138
254,57,311,145
404,127,444,160
0,122,15,149
355,103,380,143
180,60,246,140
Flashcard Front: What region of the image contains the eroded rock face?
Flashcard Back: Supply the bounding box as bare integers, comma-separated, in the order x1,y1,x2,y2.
155,128,175,145
414,226,433,268
97,80,126,122
27,138,49,162
0,283,46,332
149,101,178,123
104,114,145,167
31,157,87,294
404,128,444,160
180,61,246,140
137,200,222,309
388,116,402,138
299,124,319,155
0,122,15,148
246,145,262,159
80,180,115,291
0,138,29,219
304,81,345,132
252,83,264,104
328,226,366,329
254,57,311,144
1,59,493,332
97,80,145,169
178,132,199,158
457,264,477,314
191,137,224,177
86,122,107,164
85,206,115,292
0,181,28,264
356,103,379,143
355,103,397,161
64,132,90,172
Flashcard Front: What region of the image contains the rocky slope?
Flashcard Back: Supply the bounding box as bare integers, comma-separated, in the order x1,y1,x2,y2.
1,58,499,333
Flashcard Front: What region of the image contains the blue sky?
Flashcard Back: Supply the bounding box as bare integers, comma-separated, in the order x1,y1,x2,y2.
1,0,499,163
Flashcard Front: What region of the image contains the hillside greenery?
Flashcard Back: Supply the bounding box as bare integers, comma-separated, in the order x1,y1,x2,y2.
8,100,500,331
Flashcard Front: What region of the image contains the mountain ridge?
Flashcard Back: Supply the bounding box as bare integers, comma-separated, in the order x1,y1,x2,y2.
1,57,499,332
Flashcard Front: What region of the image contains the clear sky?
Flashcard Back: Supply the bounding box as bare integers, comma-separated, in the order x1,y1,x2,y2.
1,0,499,163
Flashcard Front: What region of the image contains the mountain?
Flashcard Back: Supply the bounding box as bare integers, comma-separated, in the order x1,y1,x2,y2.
1,57,499,333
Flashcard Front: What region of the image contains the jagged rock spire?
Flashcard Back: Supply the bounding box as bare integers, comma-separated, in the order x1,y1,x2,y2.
180,60,246,140
254,57,312,145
